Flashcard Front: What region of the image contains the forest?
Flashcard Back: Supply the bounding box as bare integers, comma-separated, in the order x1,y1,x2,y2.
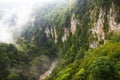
0,0,120,80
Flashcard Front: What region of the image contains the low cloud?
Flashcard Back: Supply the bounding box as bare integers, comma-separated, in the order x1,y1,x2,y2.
0,7,32,43
0,0,54,44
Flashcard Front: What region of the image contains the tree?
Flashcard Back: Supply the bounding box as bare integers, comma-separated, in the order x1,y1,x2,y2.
90,56,115,80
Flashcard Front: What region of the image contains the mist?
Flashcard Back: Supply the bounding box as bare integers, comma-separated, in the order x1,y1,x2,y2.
0,0,54,43
0,8,32,43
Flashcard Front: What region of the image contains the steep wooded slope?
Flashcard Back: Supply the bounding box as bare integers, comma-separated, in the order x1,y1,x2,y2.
0,0,120,80
21,0,120,80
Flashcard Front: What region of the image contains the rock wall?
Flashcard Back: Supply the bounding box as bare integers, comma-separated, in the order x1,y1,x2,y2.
109,3,120,31
71,13,79,34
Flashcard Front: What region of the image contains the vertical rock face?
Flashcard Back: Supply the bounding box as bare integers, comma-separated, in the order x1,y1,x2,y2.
45,27,50,38
89,3,120,49
45,13,80,42
45,26,58,43
44,3,120,49
54,26,58,43
90,41,98,49
92,8,105,41
51,27,54,38
109,3,120,31
62,28,69,42
90,8,105,48
71,13,79,34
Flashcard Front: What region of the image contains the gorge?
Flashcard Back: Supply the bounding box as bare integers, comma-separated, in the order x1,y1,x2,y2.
0,0,120,80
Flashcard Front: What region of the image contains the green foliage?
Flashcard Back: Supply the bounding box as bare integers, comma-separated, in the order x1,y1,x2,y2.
90,56,115,80
1,0,120,80
115,9,120,23
0,36,57,80
96,0,112,8
0,43,27,80
7,73,22,80
114,62,120,79
75,68,85,80
108,32,120,42
113,0,120,6
112,0,120,23
98,40,104,45
103,9,110,38
47,42,120,80
115,15,120,23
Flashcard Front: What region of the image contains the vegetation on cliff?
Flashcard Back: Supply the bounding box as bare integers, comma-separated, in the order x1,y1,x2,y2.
0,0,120,80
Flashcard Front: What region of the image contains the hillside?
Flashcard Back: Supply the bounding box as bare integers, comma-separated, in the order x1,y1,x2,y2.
0,0,120,80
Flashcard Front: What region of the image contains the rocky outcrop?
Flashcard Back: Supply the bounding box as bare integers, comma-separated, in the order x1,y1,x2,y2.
109,3,120,31
45,27,51,38
92,8,105,41
45,26,58,43
90,8,105,48
71,13,79,34
53,26,58,43
62,28,69,42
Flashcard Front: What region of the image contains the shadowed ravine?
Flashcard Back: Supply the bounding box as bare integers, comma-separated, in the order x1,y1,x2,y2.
39,61,57,80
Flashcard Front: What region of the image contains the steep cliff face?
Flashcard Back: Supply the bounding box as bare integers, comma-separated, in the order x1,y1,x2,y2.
62,28,69,42
109,3,120,31
71,13,79,35
5,0,120,80
42,0,120,80
35,0,120,49
91,8,105,48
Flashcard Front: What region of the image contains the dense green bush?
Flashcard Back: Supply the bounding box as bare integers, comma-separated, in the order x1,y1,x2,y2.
47,41,120,80
108,32,120,42
90,56,115,80
7,73,22,80
114,61,120,79
96,0,112,8
113,0,120,6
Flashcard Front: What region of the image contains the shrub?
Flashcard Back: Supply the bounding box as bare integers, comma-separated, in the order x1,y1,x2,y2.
90,56,115,80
